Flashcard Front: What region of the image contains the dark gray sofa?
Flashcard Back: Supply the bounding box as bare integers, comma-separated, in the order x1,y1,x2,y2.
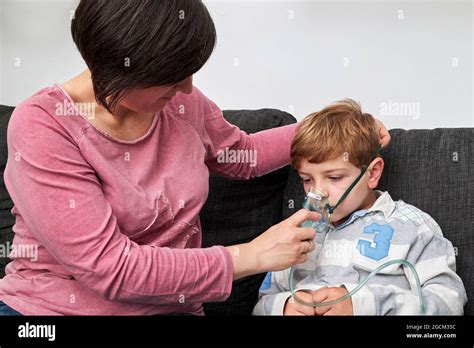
0,105,472,315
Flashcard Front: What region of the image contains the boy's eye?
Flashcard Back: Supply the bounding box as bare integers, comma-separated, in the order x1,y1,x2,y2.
329,176,343,181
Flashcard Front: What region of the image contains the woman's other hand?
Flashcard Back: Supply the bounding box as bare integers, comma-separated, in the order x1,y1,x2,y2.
374,118,391,148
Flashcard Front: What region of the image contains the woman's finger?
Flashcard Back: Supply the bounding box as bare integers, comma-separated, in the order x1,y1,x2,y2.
375,118,391,148
295,227,317,243
380,131,391,148
288,209,321,227
295,253,309,265
299,240,314,254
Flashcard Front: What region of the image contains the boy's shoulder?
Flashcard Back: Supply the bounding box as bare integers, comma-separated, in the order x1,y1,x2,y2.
378,190,443,237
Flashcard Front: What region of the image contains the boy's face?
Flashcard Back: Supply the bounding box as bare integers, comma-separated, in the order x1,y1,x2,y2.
297,155,384,226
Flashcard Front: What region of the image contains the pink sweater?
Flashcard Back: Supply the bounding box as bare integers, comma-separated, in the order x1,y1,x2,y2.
0,84,297,315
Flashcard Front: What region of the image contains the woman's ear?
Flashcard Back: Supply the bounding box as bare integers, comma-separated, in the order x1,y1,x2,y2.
367,157,384,189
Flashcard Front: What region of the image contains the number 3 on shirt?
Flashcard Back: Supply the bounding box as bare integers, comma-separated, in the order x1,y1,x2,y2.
357,223,394,261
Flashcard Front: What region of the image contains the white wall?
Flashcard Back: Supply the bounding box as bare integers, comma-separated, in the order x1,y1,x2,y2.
1,0,472,129
0,0,85,105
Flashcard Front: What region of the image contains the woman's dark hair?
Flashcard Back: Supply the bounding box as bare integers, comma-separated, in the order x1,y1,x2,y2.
71,0,216,113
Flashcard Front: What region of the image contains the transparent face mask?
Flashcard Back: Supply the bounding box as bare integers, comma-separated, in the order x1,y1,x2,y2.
300,163,371,233
301,187,331,233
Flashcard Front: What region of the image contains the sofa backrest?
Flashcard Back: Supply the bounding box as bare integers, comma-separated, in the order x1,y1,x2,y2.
283,128,474,315
381,129,473,315
200,109,297,315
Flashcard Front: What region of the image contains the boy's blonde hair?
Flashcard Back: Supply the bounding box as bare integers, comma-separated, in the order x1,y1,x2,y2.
291,99,380,170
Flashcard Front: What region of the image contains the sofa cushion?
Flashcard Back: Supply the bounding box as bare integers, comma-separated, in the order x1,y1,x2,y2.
200,109,297,315
0,106,15,278
283,128,473,315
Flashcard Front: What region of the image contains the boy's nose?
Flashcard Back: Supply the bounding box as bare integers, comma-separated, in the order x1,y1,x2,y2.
313,187,329,198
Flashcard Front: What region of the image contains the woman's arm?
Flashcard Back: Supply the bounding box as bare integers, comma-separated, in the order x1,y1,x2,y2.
194,87,391,180
201,102,298,179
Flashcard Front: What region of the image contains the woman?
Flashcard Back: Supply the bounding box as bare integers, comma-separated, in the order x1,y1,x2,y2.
0,0,390,315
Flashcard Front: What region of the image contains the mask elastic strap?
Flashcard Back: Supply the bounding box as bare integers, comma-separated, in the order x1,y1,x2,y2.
325,145,382,215
325,166,368,215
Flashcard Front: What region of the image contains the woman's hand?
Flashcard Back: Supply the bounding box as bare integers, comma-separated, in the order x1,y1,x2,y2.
374,118,391,148
227,209,319,280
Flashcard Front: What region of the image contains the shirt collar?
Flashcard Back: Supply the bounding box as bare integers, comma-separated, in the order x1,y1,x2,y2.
367,190,396,217
329,190,396,231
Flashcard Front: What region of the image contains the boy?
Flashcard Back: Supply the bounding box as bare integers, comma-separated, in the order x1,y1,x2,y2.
253,99,467,315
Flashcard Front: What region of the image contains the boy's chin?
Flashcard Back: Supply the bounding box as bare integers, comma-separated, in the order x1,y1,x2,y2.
330,214,350,227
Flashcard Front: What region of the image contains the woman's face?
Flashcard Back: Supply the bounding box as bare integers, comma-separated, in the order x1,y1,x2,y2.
119,76,194,114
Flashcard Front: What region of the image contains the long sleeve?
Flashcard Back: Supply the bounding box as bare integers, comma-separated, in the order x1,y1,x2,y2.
344,216,467,315
194,88,297,179
4,103,234,306
253,270,293,315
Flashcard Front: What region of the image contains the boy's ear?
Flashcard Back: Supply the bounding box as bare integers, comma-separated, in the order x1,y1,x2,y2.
367,157,384,189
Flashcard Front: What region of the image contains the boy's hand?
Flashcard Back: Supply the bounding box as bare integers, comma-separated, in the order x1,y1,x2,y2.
283,291,317,315
375,118,391,148
312,286,354,315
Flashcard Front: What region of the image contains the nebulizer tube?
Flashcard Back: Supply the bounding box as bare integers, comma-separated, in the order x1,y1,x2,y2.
290,186,426,315
289,259,425,315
